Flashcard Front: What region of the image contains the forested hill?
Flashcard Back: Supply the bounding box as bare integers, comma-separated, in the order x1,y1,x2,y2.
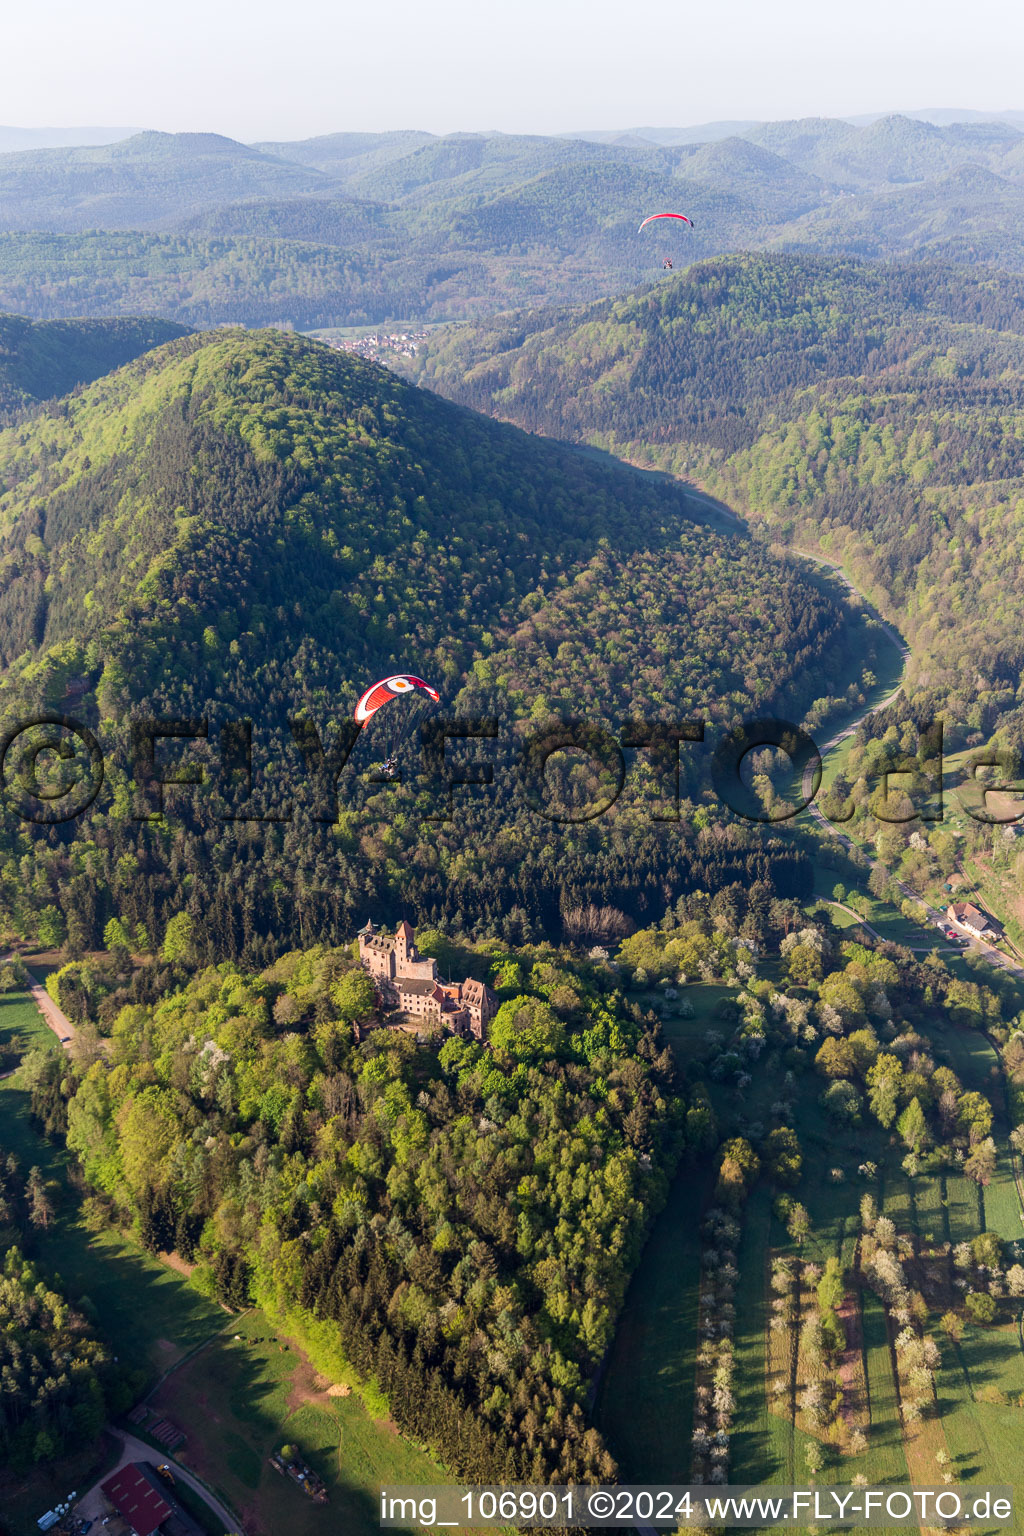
0,325,860,722
0,311,188,420
410,253,1024,741
5,118,1024,326
0,327,878,958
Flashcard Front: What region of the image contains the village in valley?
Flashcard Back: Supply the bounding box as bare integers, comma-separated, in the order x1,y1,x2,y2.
324,330,429,365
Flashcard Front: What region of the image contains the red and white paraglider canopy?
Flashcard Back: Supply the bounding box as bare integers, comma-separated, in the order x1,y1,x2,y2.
637,212,694,233
354,674,441,724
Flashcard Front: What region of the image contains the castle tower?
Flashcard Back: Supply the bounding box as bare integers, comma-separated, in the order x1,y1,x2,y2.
395,919,415,971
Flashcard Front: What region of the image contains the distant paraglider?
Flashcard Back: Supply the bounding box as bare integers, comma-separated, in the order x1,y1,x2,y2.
354,673,441,778
638,211,693,272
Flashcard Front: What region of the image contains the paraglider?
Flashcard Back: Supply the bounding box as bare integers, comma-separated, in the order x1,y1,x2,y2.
638,212,693,272
354,674,441,778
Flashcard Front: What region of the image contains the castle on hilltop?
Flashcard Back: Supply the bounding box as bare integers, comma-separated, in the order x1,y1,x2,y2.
357,919,497,1041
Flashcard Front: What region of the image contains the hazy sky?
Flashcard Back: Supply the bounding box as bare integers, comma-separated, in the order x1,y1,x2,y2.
6,0,1024,140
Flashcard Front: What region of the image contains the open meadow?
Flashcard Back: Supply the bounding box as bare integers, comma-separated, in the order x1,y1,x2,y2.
594,1166,708,1482
143,1309,449,1536
0,983,61,1066
0,991,457,1536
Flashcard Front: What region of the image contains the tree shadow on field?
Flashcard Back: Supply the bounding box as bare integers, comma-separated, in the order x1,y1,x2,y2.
952,1332,1015,1395
151,1322,425,1536
727,1422,784,1478
0,1081,223,1368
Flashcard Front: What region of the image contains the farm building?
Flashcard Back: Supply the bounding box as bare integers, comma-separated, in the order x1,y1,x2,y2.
947,901,1005,942
99,1463,204,1536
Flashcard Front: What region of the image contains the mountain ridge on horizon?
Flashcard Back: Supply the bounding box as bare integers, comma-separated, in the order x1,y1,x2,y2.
5,112,1024,328
3,106,1024,157
563,107,1024,145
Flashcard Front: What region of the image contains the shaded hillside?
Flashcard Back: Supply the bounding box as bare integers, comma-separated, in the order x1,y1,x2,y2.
0,311,188,419
409,252,1024,737
0,327,873,958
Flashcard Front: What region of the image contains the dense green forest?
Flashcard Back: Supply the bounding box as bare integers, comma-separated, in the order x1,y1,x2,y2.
411,252,1024,740
0,1244,115,1468
22,889,1024,1489
0,327,876,958
0,311,187,421
22,934,689,1483
3,119,1024,325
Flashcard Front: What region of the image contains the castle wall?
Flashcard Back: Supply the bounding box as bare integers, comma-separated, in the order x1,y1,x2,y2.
357,922,496,1041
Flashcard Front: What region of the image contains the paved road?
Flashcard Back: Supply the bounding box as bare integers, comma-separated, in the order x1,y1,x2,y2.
782,569,1024,978
824,898,965,955
74,1430,242,1533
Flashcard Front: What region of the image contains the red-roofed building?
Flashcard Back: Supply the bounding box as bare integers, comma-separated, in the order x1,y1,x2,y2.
947,901,1005,943
357,920,496,1039
101,1464,172,1536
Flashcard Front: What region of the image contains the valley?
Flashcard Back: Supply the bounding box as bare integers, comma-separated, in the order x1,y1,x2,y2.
3,89,1024,1536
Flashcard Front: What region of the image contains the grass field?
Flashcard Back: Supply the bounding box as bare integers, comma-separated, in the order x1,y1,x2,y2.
921,1014,1024,1242
729,1189,796,1484
911,1173,946,1246
728,1190,912,1528
984,1152,1024,1242
926,1016,1003,1095
650,982,738,1068
859,1292,911,1484
933,1317,1023,1535
808,869,939,950
0,983,60,1064
594,1163,709,1481
147,1308,450,1536
0,1076,226,1375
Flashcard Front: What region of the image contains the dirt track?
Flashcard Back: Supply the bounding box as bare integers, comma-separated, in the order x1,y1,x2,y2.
1,951,78,1051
